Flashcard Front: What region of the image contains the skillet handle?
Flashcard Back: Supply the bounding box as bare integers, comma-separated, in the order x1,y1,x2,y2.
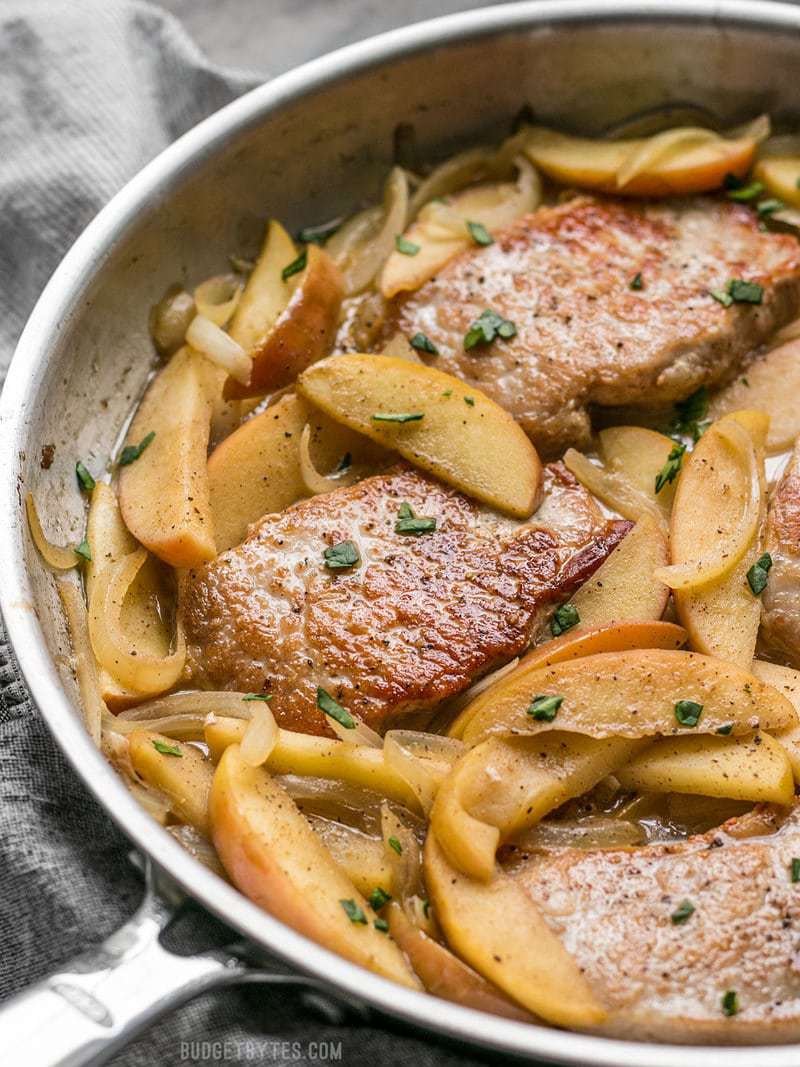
0,878,250,1067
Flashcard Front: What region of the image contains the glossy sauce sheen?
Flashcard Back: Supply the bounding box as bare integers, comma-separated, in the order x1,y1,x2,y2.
182,464,629,734
386,196,800,457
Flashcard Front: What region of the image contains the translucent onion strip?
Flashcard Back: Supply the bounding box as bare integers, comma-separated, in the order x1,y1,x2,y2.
240,700,279,767
381,802,436,936
168,824,226,876
655,420,760,590
186,314,252,385
117,690,254,723
408,146,498,217
149,286,196,356
57,580,109,747
616,127,720,189
193,273,242,327
26,493,80,571
88,548,186,694
299,424,343,496
383,731,464,814
326,707,383,748
109,712,210,740
563,449,664,529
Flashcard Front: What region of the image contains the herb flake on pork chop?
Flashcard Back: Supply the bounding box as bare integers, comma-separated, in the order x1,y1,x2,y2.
182,464,629,735
507,803,800,1043
382,196,800,457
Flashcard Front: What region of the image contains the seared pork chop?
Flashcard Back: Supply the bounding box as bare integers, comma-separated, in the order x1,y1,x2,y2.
382,196,800,457
182,465,629,735
509,804,800,1043
762,439,800,665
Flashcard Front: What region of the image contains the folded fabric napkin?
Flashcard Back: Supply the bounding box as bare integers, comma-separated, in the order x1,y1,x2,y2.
0,2,484,1062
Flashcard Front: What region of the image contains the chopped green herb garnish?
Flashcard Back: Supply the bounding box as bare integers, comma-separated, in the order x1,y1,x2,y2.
75,461,96,492
655,443,686,494
796,177,800,190
441,390,452,398
339,899,367,925
317,687,355,729
721,990,739,1017
674,699,703,728
371,412,424,424
119,431,155,466
757,197,784,217
670,899,695,925
716,723,733,736
388,836,403,855
374,918,390,933
728,278,763,304
369,887,392,911
463,308,517,350
747,551,773,596
297,218,342,245
422,897,431,918
550,603,580,637
323,539,360,571
630,272,643,291
74,539,92,562
335,452,352,473
464,396,475,407
243,693,272,702
395,501,437,536
281,249,307,281
709,287,734,308
467,220,493,247
727,180,764,202
669,387,709,442
152,739,182,757
410,332,439,355
527,694,563,722
395,235,421,256
791,858,800,884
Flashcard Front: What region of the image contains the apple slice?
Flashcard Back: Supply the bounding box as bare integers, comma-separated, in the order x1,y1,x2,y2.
753,156,800,209
128,729,214,834
460,648,796,746
119,347,215,567
597,426,679,522
707,339,800,454
209,744,418,986
616,731,794,804
207,392,387,552
85,484,172,709
228,220,296,353
752,660,800,782
424,833,606,1027
430,733,643,881
448,619,687,739
385,902,534,1022
523,124,759,196
297,353,542,518
223,244,344,400
568,514,669,630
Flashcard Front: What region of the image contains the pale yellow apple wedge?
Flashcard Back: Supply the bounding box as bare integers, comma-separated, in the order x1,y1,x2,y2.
386,903,535,1022
297,353,541,518
209,744,418,986
753,156,800,209
616,731,794,804
424,833,606,1028
597,425,679,522
430,733,644,881
752,660,800,783
460,649,796,746
448,619,687,739
128,729,214,835
119,347,215,567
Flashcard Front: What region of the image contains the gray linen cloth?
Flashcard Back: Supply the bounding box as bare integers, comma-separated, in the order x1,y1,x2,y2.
0,2,486,1062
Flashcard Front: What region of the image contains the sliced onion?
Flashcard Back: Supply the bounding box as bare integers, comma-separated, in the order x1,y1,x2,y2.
88,549,186,694
168,824,226,875
109,712,210,740
186,314,251,385
130,779,173,825
26,493,80,571
383,731,464,814
240,699,279,767
728,113,771,144
149,286,196,356
299,424,345,496
512,815,644,851
563,449,664,528
325,707,383,748
448,658,520,715
193,273,242,327
57,580,110,747
327,167,409,295
409,147,499,217
654,420,760,590
616,127,720,189
280,774,386,835
117,690,254,723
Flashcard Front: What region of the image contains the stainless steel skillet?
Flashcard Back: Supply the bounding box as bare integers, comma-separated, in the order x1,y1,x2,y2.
2,2,800,1064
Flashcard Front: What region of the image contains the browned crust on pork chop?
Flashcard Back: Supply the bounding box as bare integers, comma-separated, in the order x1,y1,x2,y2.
508,804,800,1043
182,465,629,735
380,196,800,457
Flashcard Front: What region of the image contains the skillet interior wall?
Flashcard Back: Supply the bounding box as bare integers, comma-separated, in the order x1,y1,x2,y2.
19,14,800,724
